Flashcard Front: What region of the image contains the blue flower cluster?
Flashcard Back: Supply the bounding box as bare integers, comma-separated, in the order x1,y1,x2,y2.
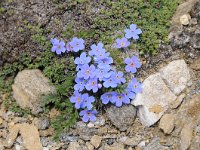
50,24,143,123
50,37,84,54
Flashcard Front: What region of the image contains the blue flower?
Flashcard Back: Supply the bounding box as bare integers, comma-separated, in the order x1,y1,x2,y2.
70,37,85,52
103,72,118,88
81,94,95,110
97,57,113,69
113,93,130,107
124,24,142,40
79,109,97,122
98,57,113,65
77,64,96,80
115,37,130,48
128,78,143,94
50,38,59,45
74,52,91,71
95,68,111,81
89,42,105,56
124,88,136,99
114,71,126,84
74,77,86,92
70,91,83,109
100,92,116,104
85,77,99,93
124,55,141,73
94,49,110,61
51,38,66,55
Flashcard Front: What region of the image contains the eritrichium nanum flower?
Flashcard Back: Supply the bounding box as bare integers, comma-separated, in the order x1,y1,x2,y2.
125,24,142,40
51,23,143,123
115,37,130,48
70,91,83,109
74,77,86,92
79,109,97,122
70,37,85,52
113,93,131,107
50,38,66,55
85,77,99,93
100,92,115,104
124,55,142,73
127,78,143,94
74,52,91,71
77,64,96,80
89,42,105,56
80,94,95,110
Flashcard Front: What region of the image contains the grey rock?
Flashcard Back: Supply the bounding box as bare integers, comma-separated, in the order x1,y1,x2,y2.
79,127,98,141
144,138,165,150
173,33,191,48
12,69,56,114
60,134,79,142
132,73,177,127
40,137,50,147
35,117,50,130
107,139,115,145
193,36,200,49
94,116,106,127
159,60,191,95
106,105,136,131
195,28,200,35
190,18,198,25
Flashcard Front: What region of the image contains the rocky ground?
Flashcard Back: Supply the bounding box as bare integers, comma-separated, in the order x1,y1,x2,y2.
0,0,200,150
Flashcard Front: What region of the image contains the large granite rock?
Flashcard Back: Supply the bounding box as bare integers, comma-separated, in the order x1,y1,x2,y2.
159,60,191,95
132,59,191,127
132,73,177,127
12,69,56,114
